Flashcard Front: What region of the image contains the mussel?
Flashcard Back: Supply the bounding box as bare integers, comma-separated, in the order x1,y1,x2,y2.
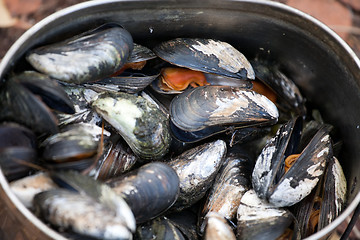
198,148,253,234
168,139,227,211
153,38,255,80
169,85,278,143
293,156,347,237
0,123,38,181
252,116,333,207
27,24,133,84
236,189,294,240
92,91,171,160
108,162,180,224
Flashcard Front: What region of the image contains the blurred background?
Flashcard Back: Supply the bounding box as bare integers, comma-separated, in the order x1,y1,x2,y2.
0,0,359,239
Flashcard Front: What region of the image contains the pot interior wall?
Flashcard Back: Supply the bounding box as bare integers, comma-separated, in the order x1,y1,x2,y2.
0,0,360,239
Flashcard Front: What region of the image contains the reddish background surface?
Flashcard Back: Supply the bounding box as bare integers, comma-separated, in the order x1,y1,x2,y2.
0,0,359,239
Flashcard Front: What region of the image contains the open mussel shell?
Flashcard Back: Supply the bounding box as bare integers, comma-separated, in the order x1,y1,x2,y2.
86,67,160,94
251,59,305,115
26,24,133,84
12,71,75,114
57,85,101,126
168,139,227,212
153,38,255,80
170,85,279,132
0,78,58,135
92,91,171,160
252,116,333,207
237,189,294,240
108,162,180,224
150,68,253,95
293,156,347,237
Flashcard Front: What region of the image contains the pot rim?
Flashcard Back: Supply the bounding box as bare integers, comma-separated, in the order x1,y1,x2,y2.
0,0,359,239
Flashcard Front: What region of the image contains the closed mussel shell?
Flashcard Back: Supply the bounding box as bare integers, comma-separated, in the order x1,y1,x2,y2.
0,123,38,181
33,189,134,240
108,162,180,223
27,24,133,84
204,212,236,240
199,149,253,234
135,216,185,240
40,123,104,168
153,38,255,80
170,85,279,132
168,139,227,212
237,189,293,240
13,71,75,114
0,79,58,135
92,91,171,160
91,138,138,181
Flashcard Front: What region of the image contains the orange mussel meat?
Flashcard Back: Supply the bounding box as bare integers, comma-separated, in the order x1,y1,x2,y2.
160,67,210,91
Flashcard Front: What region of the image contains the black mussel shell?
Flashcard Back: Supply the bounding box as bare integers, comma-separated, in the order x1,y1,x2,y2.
90,138,138,181
168,140,227,212
153,38,255,80
252,116,333,207
13,71,75,114
0,147,37,182
86,67,160,94
0,122,37,149
33,189,134,240
170,85,279,132
237,190,294,240
0,79,58,135
135,216,186,240
27,24,133,84
127,43,157,63
251,59,306,115
40,124,99,164
108,162,180,223
199,149,253,234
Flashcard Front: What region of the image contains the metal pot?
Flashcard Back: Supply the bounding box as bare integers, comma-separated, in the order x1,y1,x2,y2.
0,0,359,239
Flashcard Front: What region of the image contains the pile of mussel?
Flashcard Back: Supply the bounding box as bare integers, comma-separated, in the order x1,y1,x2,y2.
0,23,347,240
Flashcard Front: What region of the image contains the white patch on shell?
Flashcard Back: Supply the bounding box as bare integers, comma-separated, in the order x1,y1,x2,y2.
316,147,329,158
210,95,248,118
321,134,330,142
332,157,347,215
241,91,279,119
252,144,276,195
205,213,236,239
28,43,119,83
172,140,226,192
10,172,57,208
92,97,142,143
191,39,255,79
269,175,322,207
237,190,288,221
